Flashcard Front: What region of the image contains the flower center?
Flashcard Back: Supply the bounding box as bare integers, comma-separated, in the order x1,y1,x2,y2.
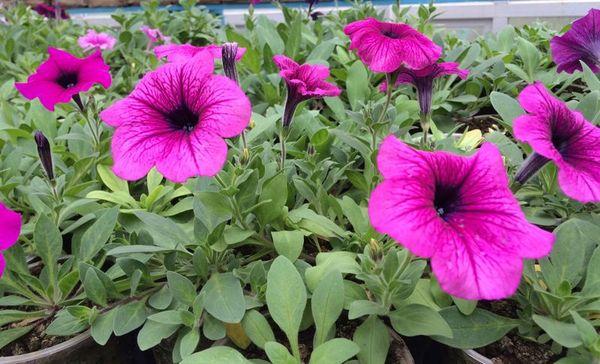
381,30,400,39
165,104,199,133
56,72,78,89
433,184,460,220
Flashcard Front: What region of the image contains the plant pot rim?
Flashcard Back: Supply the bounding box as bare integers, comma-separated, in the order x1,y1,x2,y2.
461,349,493,364
0,330,92,364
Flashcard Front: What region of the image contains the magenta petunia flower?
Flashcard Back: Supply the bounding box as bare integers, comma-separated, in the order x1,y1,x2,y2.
273,54,341,127
154,44,246,64
513,82,600,203
550,9,600,73
0,202,21,278
140,26,170,44
381,62,469,115
100,53,251,183
33,3,69,20
15,48,112,111
343,18,442,73
368,136,554,300
78,29,117,51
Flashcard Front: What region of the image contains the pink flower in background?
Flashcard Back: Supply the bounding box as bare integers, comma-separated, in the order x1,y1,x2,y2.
513,82,600,203
100,53,251,183
0,202,21,278
344,18,442,73
273,54,341,127
154,44,246,64
15,48,111,111
368,136,554,300
140,26,170,44
550,8,600,73
78,29,117,51
249,0,261,5
381,62,469,114
33,3,69,20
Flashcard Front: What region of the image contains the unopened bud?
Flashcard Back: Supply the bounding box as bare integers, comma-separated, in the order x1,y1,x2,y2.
369,238,382,261
34,131,54,181
221,42,240,85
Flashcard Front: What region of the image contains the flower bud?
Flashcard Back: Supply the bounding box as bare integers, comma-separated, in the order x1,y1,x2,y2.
368,238,382,261
221,42,240,85
34,131,54,181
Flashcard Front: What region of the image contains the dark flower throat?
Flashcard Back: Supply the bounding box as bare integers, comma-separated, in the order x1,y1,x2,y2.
165,104,199,132
56,72,78,89
434,184,460,220
381,30,400,39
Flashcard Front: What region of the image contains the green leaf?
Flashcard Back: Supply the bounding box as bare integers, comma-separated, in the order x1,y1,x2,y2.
348,300,387,320
580,61,600,91
353,316,390,364
339,196,369,235
309,338,360,364
540,219,600,292
390,304,452,338
113,300,147,336
134,211,190,248
79,207,119,262
433,307,518,349
242,310,275,350
97,164,129,193
148,310,189,325
266,256,307,358
490,91,524,126
305,252,360,291
272,230,304,261
452,297,477,316
34,215,62,283
200,273,245,324
137,319,179,351
571,311,598,347
0,326,33,350
312,270,345,346
180,346,251,364
91,309,117,346
194,192,232,231
264,342,297,364
83,268,107,307
180,327,201,358
45,310,88,336
224,226,254,245
149,284,173,310
257,173,287,225
532,315,582,348
583,246,600,294
347,61,369,111
167,271,197,307
256,15,284,54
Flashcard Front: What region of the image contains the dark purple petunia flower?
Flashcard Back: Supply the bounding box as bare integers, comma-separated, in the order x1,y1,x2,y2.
381,62,469,115
550,8,600,73
513,82,600,203
33,3,69,20
368,136,554,300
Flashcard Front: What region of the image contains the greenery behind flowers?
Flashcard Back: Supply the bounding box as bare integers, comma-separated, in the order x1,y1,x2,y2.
0,1,599,363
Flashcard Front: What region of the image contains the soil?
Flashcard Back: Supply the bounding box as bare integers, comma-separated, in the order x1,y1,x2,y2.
476,300,561,364
0,320,70,357
240,312,411,363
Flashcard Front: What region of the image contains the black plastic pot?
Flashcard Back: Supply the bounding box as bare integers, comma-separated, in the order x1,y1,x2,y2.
0,331,94,364
461,349,493,364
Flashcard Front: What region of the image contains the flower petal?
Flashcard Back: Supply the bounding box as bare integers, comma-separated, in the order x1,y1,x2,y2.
0,203,21,251
550,9,600,73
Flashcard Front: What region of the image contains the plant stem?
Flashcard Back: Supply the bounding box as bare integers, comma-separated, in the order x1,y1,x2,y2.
279,128,287,171
420,112,430,147
376,73,394,125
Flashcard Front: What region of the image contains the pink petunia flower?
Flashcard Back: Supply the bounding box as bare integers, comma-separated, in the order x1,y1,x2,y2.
550,9,600,74
513,82,600,203
140,26,170,44
344,18,442,74
368,136,554,300
0,202,21,278
100,53,251,183
381,62,469,115
15,48,112,112
78,29,117,51
154,43,246,64
33,3,69,20
273,54,341,127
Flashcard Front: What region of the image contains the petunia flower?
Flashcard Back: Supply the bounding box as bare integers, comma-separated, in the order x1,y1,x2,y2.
33,3,69,20
15,48,112,112
273,54,341,128
100,52,251,183
368,136,554,300
140,26,170,45
343,18,442,74
154,43,246,64
78,29,117,51
513,82,600,203
0,202,21,278
380,62,469,116
550,8,600,74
